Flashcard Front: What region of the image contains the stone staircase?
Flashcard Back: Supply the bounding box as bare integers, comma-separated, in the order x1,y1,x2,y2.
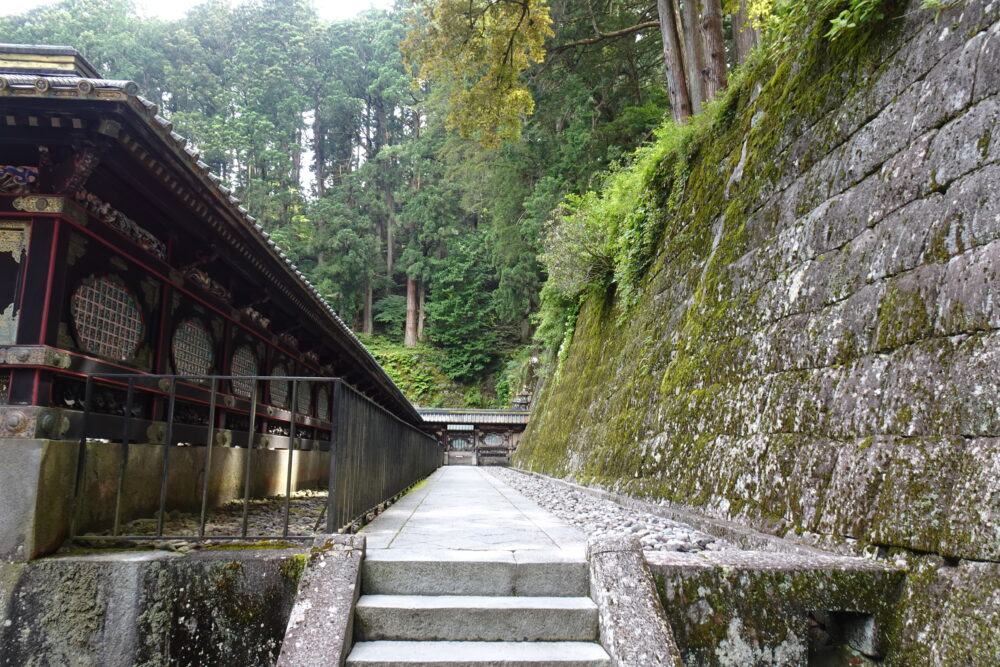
346,549,611,666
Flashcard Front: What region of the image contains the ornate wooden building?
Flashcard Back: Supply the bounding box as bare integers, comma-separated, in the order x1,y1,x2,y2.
0,44,432,559
417,408,530,465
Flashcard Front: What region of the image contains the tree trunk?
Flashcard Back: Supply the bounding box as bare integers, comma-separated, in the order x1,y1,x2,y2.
417,280,425,341
680,0,705,113
656,0,692,121
314,105,326,198
362,281,373,334
732,0,760,65
385,188,395,278
405,276,418,347
698,0,728,103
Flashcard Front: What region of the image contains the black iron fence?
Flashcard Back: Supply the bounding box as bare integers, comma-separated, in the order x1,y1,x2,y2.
68,374,441,542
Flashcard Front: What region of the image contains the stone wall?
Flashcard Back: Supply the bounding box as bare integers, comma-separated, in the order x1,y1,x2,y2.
0,438,329,560
0,548,306,666
518,1,1000,662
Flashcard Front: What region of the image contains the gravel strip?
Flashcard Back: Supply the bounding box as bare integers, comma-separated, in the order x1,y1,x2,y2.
67,489,330,553
490,468,734,553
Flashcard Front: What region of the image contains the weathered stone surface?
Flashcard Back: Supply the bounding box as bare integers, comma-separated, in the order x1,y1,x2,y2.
885,553,1000,666
0,547,305,666
518,1,1000,664
648,550,901,667
588,537,682,667
974,20,1000,101
277,534,364,667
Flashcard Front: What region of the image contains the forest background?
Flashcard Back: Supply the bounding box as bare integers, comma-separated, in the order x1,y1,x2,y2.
2,0,886,408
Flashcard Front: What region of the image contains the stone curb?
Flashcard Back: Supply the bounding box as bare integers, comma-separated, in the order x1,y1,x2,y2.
588,536,684,667
277,534,366,667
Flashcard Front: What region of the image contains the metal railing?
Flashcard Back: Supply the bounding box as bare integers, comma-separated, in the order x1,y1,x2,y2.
68,374,442,542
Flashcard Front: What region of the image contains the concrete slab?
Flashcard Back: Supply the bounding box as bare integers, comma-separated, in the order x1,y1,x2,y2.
363,549,516,596
355,594,599,642
360,467,586,553
346,640,612,666
362,548,588,596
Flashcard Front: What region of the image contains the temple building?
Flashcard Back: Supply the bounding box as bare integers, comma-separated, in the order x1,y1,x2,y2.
0,44,429,559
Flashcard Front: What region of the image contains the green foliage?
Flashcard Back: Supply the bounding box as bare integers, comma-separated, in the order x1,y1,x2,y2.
425,234,501,382
373,295,408,334
360,336,466,407
826,0,888,39
2,0,673,396
725,0,897,53
401,0,554,147
540,116,701,316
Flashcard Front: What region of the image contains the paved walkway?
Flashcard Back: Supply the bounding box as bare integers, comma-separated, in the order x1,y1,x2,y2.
361,467,586,554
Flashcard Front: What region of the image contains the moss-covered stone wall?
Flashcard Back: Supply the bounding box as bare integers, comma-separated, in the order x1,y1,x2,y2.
518,1,1000,662
0,549,306,666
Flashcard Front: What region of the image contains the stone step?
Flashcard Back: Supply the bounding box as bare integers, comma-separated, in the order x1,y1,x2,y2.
354,594,600,642
363,548,589,596
346,641,612,666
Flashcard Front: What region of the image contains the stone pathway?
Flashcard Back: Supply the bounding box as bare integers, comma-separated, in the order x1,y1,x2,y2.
361,466,585,553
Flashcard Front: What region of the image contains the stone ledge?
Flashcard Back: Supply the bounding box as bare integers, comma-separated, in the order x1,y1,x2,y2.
277,534,365,667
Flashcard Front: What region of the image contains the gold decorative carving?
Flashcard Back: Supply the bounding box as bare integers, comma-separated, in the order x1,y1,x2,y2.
12,195,63,214
0,408,32,438
0,346,71,369
214,429,233,447
0,222,27,260
37,410,70,438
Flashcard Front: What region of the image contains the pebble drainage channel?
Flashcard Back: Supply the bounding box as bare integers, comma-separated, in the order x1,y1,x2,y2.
64,489,331,553
489,468,734,553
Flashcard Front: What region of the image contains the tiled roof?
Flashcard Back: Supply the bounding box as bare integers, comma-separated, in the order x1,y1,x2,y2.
417,408,530,426
0,44,418,421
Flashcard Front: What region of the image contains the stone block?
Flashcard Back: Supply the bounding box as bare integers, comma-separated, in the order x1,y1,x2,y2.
926,95,998,187
817,436,897,539
836,85,919,194
871,436,967,554
0,438,75,562
277,534,365,667
875,263,944,351
346,640,612,666
825,356,889,438
887,553,1000,666
362,549,516,596
588,537,683,667
974,21,1000,101
910,32,983,136
943,437,1000,560
648,550,900,667
935,239,1000,335
512,550,589,597
354,594,598,642
872,129,936,213
923,165,1000,261
1,548,304,665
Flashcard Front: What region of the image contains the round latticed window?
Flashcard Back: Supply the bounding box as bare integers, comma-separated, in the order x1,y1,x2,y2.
483,433,506,447
70,276,144,361
230,345,258,398
270,364,289,408
316,386,330,421
171,319,213,376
